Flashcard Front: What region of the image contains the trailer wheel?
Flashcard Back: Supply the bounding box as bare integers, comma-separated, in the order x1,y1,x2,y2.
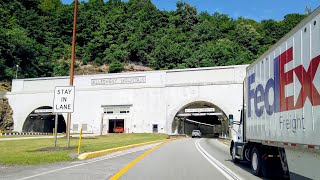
231,144,239,163
251,147,263,176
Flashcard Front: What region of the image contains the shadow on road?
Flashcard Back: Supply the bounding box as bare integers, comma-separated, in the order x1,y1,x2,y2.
224,154,289,180
202,134,220,138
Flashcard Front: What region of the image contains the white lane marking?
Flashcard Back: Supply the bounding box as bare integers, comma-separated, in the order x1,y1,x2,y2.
195,139,243,180
16,143,161,180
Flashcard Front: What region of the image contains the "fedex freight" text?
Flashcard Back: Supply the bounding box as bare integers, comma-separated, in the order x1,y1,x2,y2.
248,47,320,118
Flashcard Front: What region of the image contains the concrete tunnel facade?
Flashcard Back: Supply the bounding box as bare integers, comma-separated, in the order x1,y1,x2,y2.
6,65,247,135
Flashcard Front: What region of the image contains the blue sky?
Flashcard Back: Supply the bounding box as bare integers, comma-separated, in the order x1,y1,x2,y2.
62,0,320,21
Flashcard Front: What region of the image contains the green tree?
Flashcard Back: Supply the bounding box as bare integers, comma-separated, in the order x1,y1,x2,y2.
0,0,310,82
103,44,129,64
150,27,192,69
109,60,124,73
192,16,223,43
187,39,254,67
232,22,262,54
281,14,307,35
53,60,69,76
258,19,283,45
0,27,51,80
170,1,198,32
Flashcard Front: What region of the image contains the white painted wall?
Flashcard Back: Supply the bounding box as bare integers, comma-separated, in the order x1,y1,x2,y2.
6,65,248,134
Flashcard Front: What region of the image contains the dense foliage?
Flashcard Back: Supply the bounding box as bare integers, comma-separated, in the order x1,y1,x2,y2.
109,60,124,73
0,0,307,80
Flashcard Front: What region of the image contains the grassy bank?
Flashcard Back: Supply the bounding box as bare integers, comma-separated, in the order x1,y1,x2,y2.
0,133,167,165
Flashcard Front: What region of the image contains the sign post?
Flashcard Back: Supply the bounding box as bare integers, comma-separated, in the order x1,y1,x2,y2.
53,86,75,147
54,113,58,147
100,113,104,136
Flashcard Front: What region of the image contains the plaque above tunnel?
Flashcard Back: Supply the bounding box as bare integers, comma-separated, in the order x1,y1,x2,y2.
177,112,223,117
177,108,222,117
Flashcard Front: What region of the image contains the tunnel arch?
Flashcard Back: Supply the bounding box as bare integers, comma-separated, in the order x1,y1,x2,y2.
170,99,231,136
22,106,66,133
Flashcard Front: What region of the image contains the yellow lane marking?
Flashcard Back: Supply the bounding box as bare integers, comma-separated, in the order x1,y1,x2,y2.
109,142,165,180
217,139,231,146
223,141,231,145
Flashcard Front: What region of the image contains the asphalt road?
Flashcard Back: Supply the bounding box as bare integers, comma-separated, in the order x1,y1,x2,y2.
0,138,263,180
120,138,261,180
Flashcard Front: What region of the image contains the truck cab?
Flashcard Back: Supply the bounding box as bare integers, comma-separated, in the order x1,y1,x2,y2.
229,110,245,163
229,108,287,178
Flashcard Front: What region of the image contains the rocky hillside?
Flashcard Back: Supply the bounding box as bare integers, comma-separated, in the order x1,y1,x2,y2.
0,82,10,92
0,97,13,131
75,63,152,75
0,82,13,131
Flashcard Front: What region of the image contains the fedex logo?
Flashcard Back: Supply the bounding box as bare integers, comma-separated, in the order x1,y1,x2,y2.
248,47,320,117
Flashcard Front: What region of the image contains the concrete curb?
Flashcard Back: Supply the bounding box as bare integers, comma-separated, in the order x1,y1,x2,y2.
221,141,231,146
78,138,181,160
218,138,231,146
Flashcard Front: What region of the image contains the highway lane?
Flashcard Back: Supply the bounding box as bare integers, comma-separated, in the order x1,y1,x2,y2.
119,138,228,180
198,138,263,180
119,138,262,180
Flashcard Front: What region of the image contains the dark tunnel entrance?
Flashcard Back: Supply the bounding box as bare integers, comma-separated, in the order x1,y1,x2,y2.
172,101,229,137
22,106,66,133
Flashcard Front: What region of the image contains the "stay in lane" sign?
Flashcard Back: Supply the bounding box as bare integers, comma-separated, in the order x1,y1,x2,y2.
53,86,75,113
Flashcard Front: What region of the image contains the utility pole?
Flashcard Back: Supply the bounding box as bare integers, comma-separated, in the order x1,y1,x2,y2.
67,0,78,148
15,65,19,79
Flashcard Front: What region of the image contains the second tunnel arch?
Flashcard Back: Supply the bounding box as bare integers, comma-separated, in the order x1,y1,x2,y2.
170,100,231,136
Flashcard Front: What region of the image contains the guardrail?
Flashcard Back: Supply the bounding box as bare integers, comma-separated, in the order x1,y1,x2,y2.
0,132,52,136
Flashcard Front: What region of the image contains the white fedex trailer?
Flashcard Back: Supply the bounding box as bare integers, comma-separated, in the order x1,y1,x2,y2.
230,7,320,179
